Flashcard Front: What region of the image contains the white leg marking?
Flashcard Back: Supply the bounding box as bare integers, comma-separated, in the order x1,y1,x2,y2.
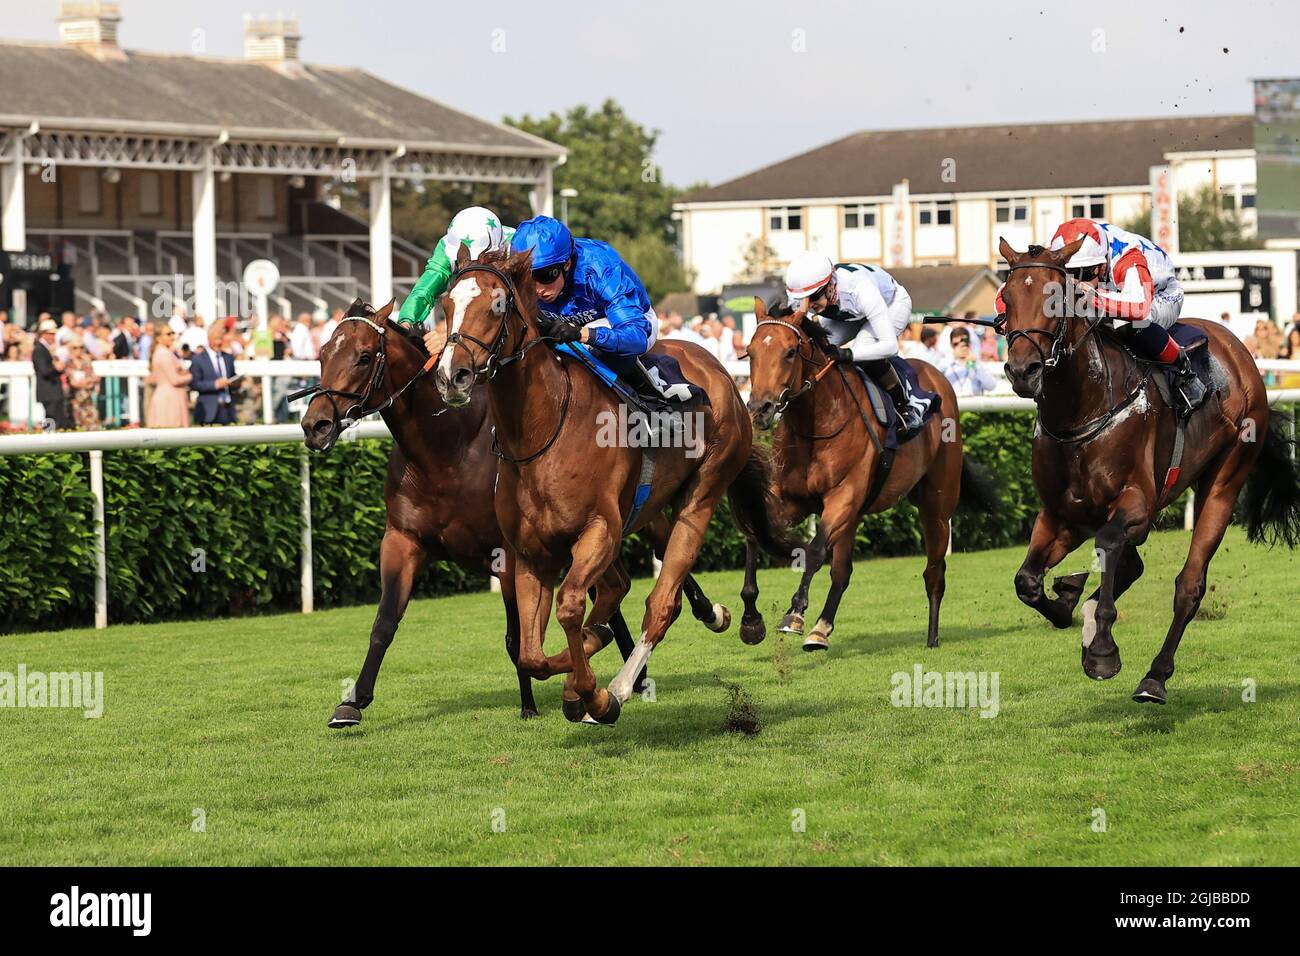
1081,598,1099,648
608,635,654,704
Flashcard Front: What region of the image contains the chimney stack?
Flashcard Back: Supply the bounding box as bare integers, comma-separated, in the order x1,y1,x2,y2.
244,12,302,66
57,1,126,60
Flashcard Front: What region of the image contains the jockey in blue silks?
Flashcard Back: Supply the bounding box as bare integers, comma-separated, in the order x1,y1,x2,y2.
511,215,667,400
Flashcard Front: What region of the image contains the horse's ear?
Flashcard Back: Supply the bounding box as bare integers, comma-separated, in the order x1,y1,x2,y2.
374,299,395,321
455,242,471,269
504,248,532,278
753,296,768,320
998,237,1022,266
1050,236,1085,267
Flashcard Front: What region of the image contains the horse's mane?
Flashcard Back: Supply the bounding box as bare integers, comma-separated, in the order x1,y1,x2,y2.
766,302,837,358
342,297,429,357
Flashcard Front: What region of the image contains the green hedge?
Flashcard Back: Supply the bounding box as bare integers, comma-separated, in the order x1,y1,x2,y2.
0,412,1190,633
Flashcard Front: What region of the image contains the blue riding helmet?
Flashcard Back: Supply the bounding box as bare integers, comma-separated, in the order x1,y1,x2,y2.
511,216,574,271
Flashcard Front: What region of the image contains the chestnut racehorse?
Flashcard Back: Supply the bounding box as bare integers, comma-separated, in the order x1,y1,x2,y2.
999,238,1300,703
299,299,728,727
743,298,999,651
435,248,796,725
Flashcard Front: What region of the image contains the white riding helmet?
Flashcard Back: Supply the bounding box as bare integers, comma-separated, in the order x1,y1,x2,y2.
784,251,835,306
1048,218,1107,270
445,206,506,263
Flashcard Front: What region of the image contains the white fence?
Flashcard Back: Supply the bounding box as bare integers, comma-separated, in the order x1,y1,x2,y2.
3,390,1298,631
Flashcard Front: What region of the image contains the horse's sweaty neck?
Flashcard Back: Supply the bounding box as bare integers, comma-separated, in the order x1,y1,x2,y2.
1039,324,1139,438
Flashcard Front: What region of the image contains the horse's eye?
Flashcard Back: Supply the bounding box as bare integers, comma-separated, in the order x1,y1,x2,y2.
785,347,797,361
358,352,372,366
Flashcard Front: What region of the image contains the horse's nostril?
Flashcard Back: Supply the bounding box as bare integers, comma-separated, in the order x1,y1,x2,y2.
452,368,472,389
311,419,332,436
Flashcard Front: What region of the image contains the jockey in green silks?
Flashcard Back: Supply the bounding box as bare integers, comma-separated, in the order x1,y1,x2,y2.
396,206,514,354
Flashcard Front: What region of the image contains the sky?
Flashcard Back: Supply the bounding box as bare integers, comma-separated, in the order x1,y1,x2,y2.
4,0,1299,188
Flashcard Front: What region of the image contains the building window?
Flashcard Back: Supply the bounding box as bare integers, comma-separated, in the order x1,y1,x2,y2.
1220,185,1257,212
1069,195,1106,220
256,178,276,219
843,204,877,229
995,197,1029,224
768,206,802,231
916,200,952,227
78,170,101,214
139,172,162,215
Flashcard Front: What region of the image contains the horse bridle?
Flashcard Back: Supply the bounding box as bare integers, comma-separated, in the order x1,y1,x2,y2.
442,261,573,464
1002,259,1148,443
752,319,839,414
291,314,442,439
750,318,872,442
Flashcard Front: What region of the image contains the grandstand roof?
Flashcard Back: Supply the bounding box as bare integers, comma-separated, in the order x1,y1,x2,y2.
681,115,1253,203
0,40,561,157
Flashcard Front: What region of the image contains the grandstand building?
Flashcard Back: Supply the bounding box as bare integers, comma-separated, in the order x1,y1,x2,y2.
0,2,564,324
676,116,1257,294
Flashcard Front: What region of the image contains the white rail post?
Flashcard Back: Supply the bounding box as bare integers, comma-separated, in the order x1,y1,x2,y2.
262,373,274,424
89,449,108,629
1184,491,1195,531
300,447,314,614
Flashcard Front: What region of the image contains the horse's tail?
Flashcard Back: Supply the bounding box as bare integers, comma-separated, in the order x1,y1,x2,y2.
957,457,1002,515
728,445,804,559
1241,411,1300,549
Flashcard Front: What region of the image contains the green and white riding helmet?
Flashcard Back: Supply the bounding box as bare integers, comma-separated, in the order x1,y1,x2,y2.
444,206,510,263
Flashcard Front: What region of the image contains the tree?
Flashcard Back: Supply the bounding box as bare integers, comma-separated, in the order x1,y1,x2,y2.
1115,183,1254,252
506,99,689,300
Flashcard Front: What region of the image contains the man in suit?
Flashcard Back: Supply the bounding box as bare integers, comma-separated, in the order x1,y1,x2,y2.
31,318,69,430
190,324,238,425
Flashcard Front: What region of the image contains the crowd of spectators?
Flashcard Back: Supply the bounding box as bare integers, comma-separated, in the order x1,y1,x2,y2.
4,302,1299,431
0,306,346,431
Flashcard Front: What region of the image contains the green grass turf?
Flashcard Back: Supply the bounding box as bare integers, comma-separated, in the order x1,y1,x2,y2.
2,528,1298,866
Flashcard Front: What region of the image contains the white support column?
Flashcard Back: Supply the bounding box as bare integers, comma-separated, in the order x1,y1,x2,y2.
529,164,555,218
89,450,108,630
191,147,218,324
369,158,393,307
1,136,26,254
300,448,314,614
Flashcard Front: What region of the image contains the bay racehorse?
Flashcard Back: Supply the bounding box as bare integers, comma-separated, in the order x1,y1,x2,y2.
435,247,797,725
299,299,729,726
743,298,1000,650
999,238,1300,703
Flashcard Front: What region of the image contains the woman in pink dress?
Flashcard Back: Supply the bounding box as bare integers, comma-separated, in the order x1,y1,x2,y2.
146,326,193,427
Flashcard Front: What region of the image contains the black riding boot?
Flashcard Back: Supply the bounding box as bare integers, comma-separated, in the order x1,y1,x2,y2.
621,358,670,410
1169,351,1208,418
874,363,923,434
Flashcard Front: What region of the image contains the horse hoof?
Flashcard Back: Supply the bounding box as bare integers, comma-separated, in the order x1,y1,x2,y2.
927,637,940,648
802,633,829,652
589,691,621,726
704,603,732,633
520,706,540,720
740,615,767,646
328,704,362,729
1132,678,1167,705
1081,646,1122,681
777,612,804,635
561,695,586,723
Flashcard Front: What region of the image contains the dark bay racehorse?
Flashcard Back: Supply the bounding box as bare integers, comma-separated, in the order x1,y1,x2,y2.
436,248,796,725
299,299,728,727
744,298,999,650
1000,238,1300,703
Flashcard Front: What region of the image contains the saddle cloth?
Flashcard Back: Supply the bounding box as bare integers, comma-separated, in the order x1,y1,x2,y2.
850,356,943,452
556,343,709,411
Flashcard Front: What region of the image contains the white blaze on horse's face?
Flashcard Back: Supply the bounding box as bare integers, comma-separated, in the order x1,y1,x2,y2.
441,277,482,377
